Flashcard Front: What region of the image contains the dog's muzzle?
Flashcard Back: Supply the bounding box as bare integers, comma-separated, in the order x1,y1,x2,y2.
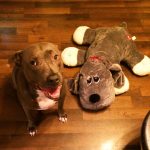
47,74,60,85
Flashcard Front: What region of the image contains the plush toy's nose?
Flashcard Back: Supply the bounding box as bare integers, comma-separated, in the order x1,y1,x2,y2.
89,94,101,103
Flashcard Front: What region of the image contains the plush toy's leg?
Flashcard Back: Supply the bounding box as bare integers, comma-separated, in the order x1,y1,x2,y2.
132,55,150,76
124,43,150,76
73,26,96,45
61,47,86,67
114,75,129,95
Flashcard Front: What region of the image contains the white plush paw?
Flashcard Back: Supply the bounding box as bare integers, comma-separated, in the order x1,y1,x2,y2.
61,47,79,66
115,75,129,95
73,26,89,45
132,55,150,76
59,114,67,123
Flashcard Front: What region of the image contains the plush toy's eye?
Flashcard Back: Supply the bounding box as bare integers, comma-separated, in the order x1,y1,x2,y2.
87,76,92,85
30,60,37,66
93,76,100,83
54,54,58,60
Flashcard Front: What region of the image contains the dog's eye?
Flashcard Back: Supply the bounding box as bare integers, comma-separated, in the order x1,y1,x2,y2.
30,60,37,66
87,76,92,85
54,54,58,60
93,76,100,83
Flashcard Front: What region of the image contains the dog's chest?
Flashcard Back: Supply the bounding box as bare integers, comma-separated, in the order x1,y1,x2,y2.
35,90,58,110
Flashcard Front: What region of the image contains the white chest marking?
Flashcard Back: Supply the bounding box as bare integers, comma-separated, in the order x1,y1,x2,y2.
36,90,57,110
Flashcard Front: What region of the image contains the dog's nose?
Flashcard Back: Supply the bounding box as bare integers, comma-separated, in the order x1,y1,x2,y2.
47,74,60,84
89,94,101,104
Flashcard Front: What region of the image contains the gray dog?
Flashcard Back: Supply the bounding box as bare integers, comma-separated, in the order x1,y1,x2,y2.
62,23,150,111
10,42,67,136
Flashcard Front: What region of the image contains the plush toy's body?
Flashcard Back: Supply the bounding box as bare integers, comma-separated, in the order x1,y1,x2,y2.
62,23,150,111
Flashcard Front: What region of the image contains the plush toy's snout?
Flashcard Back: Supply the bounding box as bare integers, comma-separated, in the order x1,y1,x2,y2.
89,94,101,104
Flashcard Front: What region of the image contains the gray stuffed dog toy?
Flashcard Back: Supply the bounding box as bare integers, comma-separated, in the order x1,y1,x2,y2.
61,22,150,111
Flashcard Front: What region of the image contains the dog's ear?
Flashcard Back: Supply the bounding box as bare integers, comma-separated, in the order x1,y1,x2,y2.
100,57,125,88
8,50,23,67
109,64,125,88
67,73,81,95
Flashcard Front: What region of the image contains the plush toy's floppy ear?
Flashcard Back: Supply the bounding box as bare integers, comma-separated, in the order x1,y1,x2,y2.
99,57,125,88
9,50,23,67
109,64,124,88
67,73,81,95
119,22,127,29
109,64,129,95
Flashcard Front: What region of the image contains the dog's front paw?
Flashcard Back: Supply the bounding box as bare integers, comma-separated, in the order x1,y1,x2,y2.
59,114,67,123
28,126,37,136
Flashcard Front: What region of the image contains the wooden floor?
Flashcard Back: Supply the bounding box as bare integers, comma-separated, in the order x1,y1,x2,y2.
0,0,150,149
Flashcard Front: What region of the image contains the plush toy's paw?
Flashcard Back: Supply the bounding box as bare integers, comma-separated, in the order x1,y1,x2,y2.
115,75,129,95
132,55,150,76
61,47,79,66
73,26,89,45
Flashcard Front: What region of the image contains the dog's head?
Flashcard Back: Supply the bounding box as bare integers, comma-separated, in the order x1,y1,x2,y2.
69,56,124,111
11,42,63,90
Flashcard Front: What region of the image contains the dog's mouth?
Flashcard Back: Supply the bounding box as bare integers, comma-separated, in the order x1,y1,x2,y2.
38,85,62,99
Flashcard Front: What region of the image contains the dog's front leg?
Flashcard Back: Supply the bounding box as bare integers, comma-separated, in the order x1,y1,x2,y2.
17,93,38,136
22,107,37,136
58,81,67,123
16,74,39,136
